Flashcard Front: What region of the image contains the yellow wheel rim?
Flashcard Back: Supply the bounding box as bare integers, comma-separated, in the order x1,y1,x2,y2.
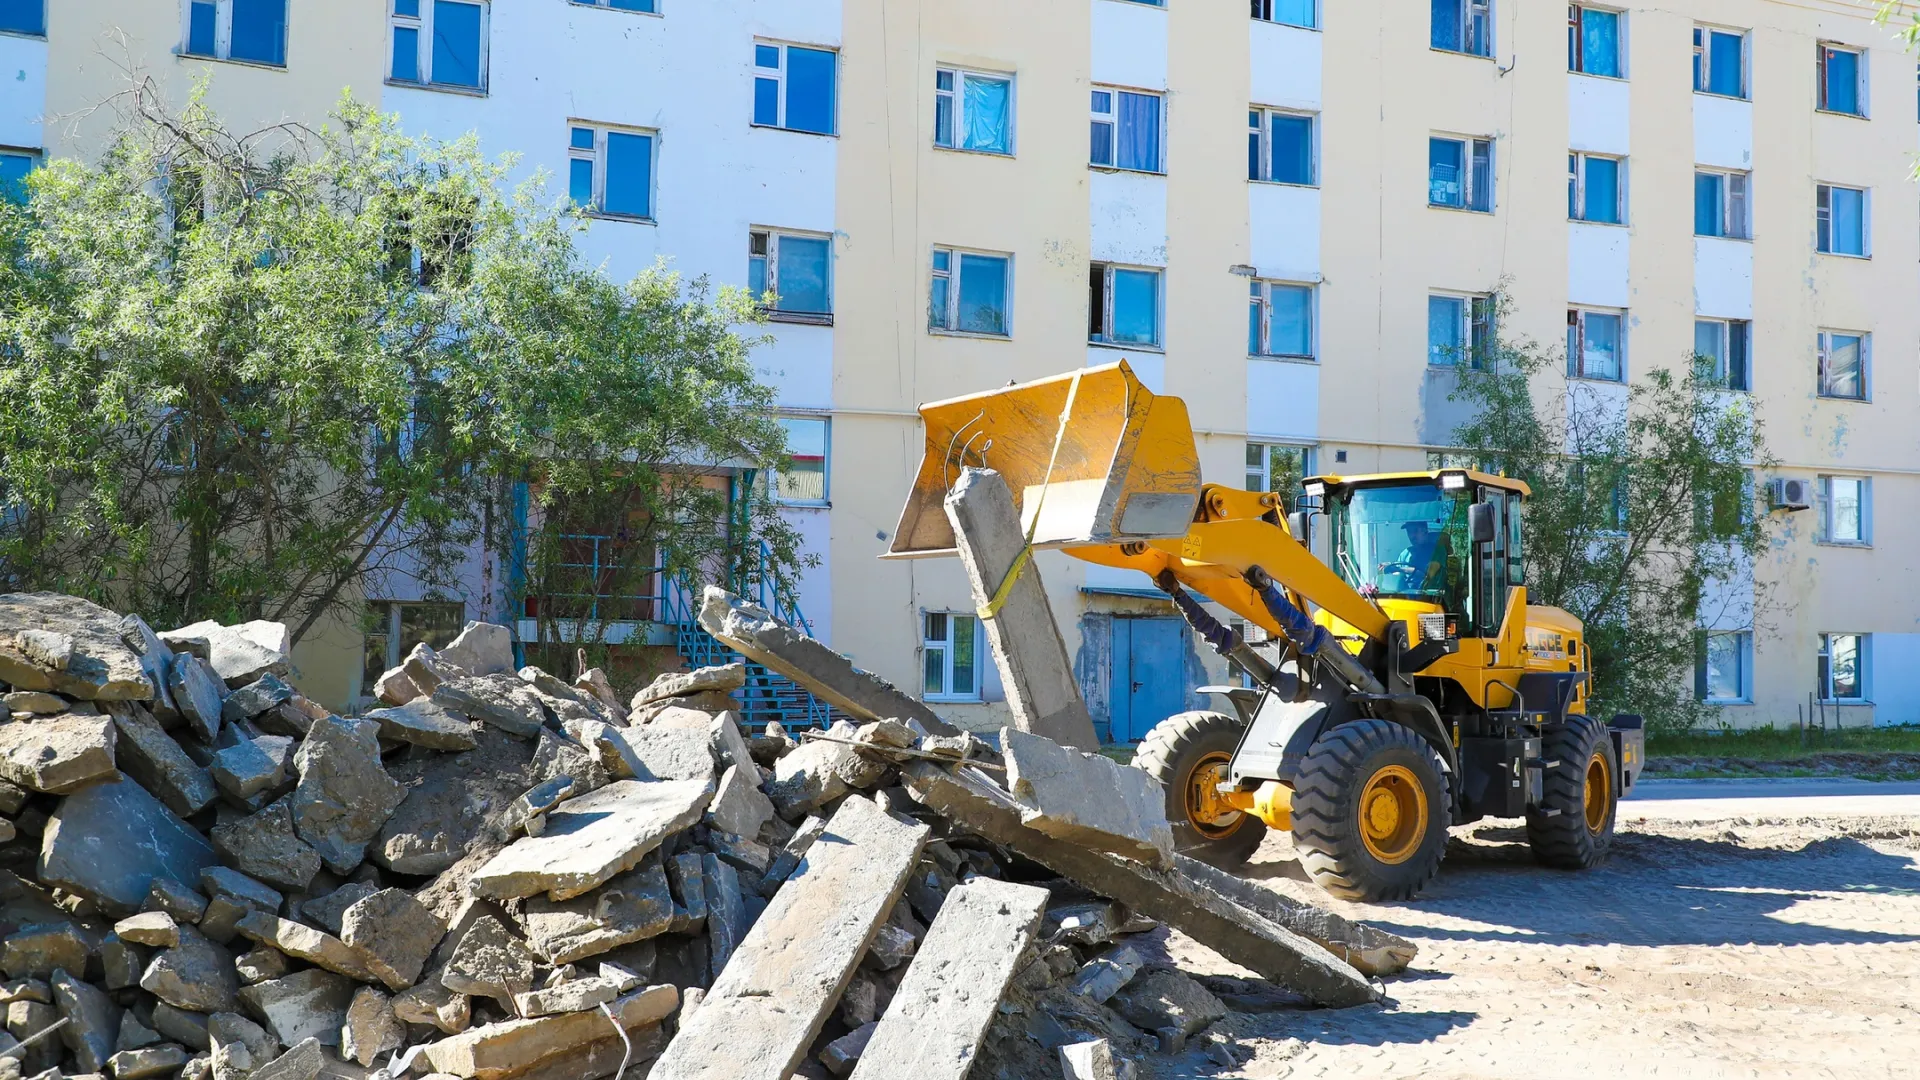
1358,764,1428,865
1184,751,1245,840
1584,748,1613,834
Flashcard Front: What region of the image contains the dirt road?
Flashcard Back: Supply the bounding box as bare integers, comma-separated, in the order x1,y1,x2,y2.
1150,811,1920,1080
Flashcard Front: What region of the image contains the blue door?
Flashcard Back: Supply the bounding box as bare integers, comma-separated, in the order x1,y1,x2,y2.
1110,617,1188,743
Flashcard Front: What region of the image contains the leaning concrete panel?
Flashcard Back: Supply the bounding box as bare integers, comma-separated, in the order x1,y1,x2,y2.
1001,727,1173,866
650,795,930,1080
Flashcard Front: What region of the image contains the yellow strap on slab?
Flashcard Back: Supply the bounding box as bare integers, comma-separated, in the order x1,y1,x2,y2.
979,370,1084,621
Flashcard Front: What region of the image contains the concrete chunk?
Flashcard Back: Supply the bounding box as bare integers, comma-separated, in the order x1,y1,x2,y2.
0,594,156,701
290,715,407,874
1001,728,1174,867
621,724,716,783
708,764,775,840
113,912,180,949
220,672,294,725
469,778,713,902
1059,1040,1119,1080
159,620,289,689
209,798,322,893
701,855,746,979
650,796,930,1080
440,915,536,1008
697,587,957,735
236,970,355,1047
0,712,117,794
339,888,444,988
340,987,404,1067
233,912,388,988
118,614,178,720
437,621,515,679
512,975,620,1018
1170,856,1418,977
431,675,548,738
515,856,674,965
248,1036,324,1080
40,773,219,917
166,653,226,743
365,699,478,752
53,967,120,1073
943,469,1099,750
422,985,677,1080
0,924,87,981
628,664,745,711
899,763,1377,1008
139,927,239,1013
846,878,1049,1080
208,738,285,802
107,704,218,816
109,1042,189,1080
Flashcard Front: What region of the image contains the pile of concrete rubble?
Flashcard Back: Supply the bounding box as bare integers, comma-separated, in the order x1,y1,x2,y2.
0,585,1414,1080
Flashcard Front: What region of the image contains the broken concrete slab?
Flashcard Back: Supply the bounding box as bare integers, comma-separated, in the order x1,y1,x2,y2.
6,998,58,1073
421,985,677,1080
150,1003,211,1051
629,664,745,712
511,975,620,1018
431,676,547,739
821,1021,877,1077
701,854,746,979
763,740,859,821
2,691,63,715
373,665,421,708
706,765,774,843
630,690,737,727
846,878,1049,1080
437,621,515,679
107,704,218,817
339,888,443,989
247,1036,323,1080
118,614,179,721
234,947,290,986
166,654,226,744
1058,1040,1119,1080
401,642,448,699
339,987,403,1068
469,778,714,903
665,852,706,934
114,1012,164,1052
207,738,285,802
440,914,537,1008
392,976,470,1035
0,924,88,981
1171,856,1417,978
1068,945,1143,1005
515,856,675,965
40,773,220,917
296,882,376,938
208,798,322,894
290,715,407,874
1109,968,1227,1038
650,796,930,1080
236,970,356,1047
1001,728,1173,867
0,594,156,701
0,712,118,794
219,673,293,727
620,724,716,784
899,763,1376,1008
99,934,143,990
112,913,180,949
944,470,1100,751
232,912,387,989
139,927,238,1014
108,1042,189,1079
365,699,478,753
200,867,284,917
52,967,120,1073
160,621,289,689
697,587,957,735
373,731,538,877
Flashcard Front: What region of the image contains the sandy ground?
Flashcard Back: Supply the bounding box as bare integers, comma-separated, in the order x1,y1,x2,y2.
1147,808,1920,1080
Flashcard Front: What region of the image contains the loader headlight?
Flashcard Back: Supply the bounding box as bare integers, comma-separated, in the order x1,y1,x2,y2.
1440,471,1468,491
1303,481,1325,498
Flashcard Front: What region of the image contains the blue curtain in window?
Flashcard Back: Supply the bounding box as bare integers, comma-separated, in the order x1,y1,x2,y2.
1273,0,1314,28
776,235,831,314
602,132,652,218
1431,0,1460,50
0,0,42,36
785,47,837,135
1110,270,1159,346
1269,286,1311,356
1270,114,1312,184
1116,92,1160,172
568,159,594,207
431,1,483,88
957,255,1008,335
391,27,420,82
1428,138,1463,207
1428,297,1463,366
0,154,31,206
1825,49,1859,114
1708,31,1742,96
186,1,216,56
230,0,287,66
1581,10,1621,78
1832,187,1864,255
1694,173,1721,236
963,76,1012,153
1468,140,1492,211
1583,157,1620,224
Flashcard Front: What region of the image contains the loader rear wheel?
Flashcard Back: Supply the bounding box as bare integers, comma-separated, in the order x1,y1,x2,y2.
1291,719,1450,901
1527,715,1617,869
1132,711,1266,870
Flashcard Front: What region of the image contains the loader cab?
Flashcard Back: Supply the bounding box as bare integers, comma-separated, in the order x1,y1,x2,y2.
1306,469,1529,639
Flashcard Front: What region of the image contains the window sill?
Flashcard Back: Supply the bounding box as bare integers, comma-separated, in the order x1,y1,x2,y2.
1816,250,1871,261
1704,698,1753,706
934,144,1015,159
1428,362,1493,373
1694,90,1750,102
1815,108,1868,120
1816,393,1870,403
772,499,831,509
1815,540,1873,549
1250,353,1318,365
569,1,663,16
1429,46,1495,61
1252,178,1319,190
750,122,838,138
583,211,657,226
1569,70,1627,82
1089,340,1163,354
924,696,984,705
385,78,489,98
765,310,834,327
930,328,1011,341
1253,18,1318,31
1568,218,1628,228
1695,232,1751,243
1569,375,1625,384
1429,202,1494,215
176,52,288,72
1819,698,1873,706
1089,165,1167,177
0,29,45,41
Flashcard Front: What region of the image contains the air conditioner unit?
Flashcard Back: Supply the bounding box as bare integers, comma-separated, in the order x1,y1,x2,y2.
1769,476,1812,511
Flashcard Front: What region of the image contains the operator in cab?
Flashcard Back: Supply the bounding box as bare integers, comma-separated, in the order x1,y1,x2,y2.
1394,520,1452,593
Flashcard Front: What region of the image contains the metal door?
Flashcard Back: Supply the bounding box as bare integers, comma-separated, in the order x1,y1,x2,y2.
1111,617,1188,743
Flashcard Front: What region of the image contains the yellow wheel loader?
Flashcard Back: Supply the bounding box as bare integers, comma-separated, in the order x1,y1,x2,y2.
886,362,1645,901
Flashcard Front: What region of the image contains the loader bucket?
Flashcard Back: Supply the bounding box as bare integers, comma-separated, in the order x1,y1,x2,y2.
886,361,1202,558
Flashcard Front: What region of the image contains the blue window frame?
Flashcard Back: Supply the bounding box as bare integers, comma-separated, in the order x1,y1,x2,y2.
0,151,34,206
1250,281,1313,359
1567,308,1624,381
1429,136,1493,212
1250,108,1314,185
183,0,287,67
1428,294,1494,369
1816,184,1867,257
1432,0,1491,57
929,248,1011,337
1252,0,1315,29
1568,152,1622,224
0,0,44,37
1693,26,1746,98
1819,45,1864,116
574,0,656,10
1568,5,1622,78
749,229,833,318
1090,88,1162,173
1089,264,1162,349
934,68,1014,155
390,0,486,91
1694,170,1748,239
753,42,838,135
568,123,656,221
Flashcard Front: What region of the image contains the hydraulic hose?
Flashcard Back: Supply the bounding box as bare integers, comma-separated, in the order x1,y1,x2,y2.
1245,567,1386,696
1153,571,1277,686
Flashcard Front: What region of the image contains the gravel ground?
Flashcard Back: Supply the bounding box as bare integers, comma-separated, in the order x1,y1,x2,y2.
1146,814,1920,1080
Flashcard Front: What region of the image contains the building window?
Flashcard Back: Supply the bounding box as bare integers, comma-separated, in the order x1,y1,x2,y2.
362,600,466,699
1252,0,1315,28
1090,87,1163,173
389,0,487,92
934,68,1014,155
573,0,656,10
929,248,1011,337
772,417,829,505
1815,475,1869,545
1567,5,1623,78
0,150,36,206
1566,308,1624,381
568,123,656,221
1432,0,1492,57
1693,26,1746,98
1568,153,1624,224
1817,43,1865,117
1693,169,1749,239
1429,294,1495,369
1816,330,1867,400
1429,135,1493,211
1695,630,1752,703
1089,264,1162,349
1250,108,1315,185
753,41,838,135
1249,280,1314,360
183,0,288,67
1693,318,1750,391
1818,632,1868,702
0,0,43,37
923,613,981,702
749,229,832,320
1816,183,1867,256
1245,443,1315,509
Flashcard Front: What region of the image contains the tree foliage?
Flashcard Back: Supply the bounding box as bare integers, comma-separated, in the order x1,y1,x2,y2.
1449,322,1775,734
0,81,804,647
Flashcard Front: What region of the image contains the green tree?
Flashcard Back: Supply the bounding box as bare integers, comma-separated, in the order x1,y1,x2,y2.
1448,322,1775,734
0,80,805,648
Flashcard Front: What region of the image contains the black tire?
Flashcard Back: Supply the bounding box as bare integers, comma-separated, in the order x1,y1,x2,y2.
1132,711,1267,870
1526,714,1618,869
1291,719,1451,901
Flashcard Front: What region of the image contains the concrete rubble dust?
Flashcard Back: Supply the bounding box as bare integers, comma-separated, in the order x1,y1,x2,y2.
0,587,1410,1080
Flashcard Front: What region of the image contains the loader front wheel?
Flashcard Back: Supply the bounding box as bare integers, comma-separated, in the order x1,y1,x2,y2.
1291,719,1450,901
1132,711,1266,870
1526,715,1618,869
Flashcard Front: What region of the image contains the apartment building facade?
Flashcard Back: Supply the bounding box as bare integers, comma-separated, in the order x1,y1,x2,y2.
5,0,1914,733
